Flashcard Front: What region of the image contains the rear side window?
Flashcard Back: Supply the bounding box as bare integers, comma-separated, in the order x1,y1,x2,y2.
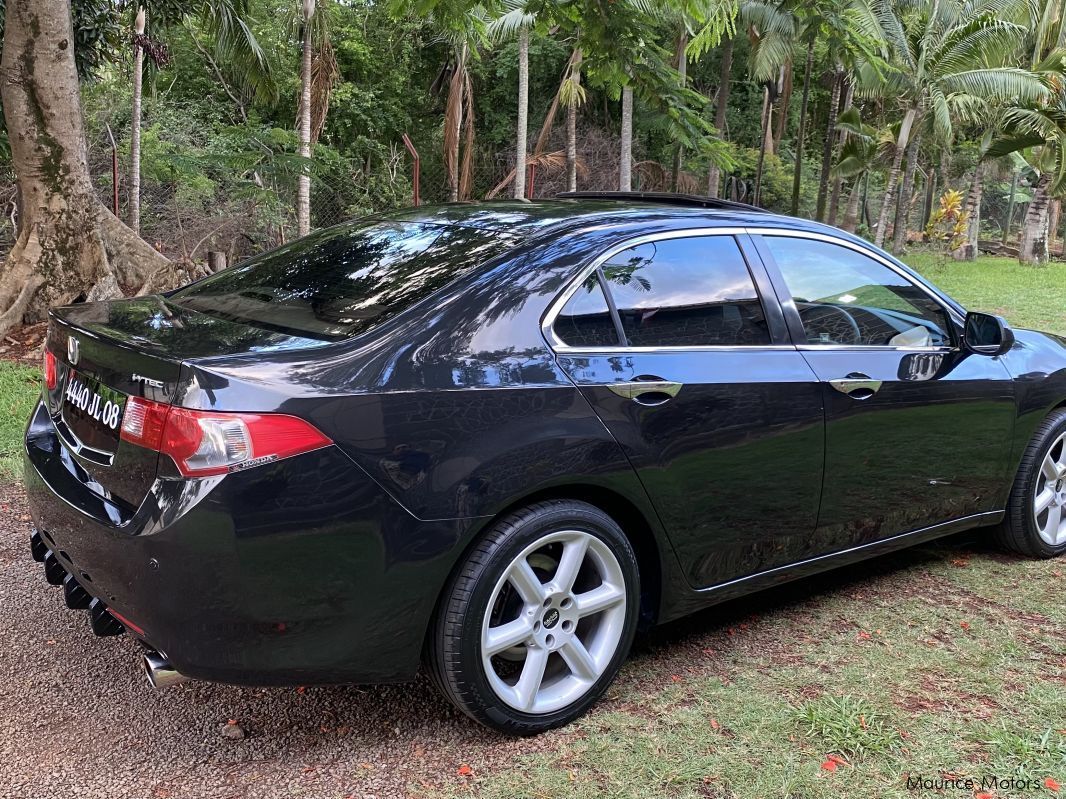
601,236,770,347
554,276,620,347
170,221,514,340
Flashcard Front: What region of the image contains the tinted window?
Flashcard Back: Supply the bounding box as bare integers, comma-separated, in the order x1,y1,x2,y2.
554,276,620,347
601,236,770,347
764,236,952,347
170,221,514,340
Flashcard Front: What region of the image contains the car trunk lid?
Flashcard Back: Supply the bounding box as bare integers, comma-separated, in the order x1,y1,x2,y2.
44,296,327,511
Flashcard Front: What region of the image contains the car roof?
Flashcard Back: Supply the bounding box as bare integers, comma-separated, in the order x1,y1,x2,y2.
379,198,846,241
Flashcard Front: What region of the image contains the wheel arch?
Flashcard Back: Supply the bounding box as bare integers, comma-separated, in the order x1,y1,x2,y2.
428,484,666,648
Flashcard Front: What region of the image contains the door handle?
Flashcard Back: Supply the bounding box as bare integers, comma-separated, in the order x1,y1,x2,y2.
606,379,683,402
829,373,882,400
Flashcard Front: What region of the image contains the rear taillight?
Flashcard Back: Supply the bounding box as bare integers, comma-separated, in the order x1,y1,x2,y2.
43,350,57,390
120,397,331,476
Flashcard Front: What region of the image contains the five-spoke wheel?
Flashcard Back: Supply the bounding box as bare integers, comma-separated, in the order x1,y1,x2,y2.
1033,429,1066,546
428,500,639,734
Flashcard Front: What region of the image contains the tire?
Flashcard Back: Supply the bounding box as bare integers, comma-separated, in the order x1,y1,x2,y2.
995,408,1066,558
427,500,640,735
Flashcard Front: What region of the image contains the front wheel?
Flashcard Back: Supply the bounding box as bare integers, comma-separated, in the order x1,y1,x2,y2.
428,500,640,735
996,408,1066,558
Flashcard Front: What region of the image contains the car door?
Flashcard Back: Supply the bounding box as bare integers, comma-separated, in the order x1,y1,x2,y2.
545,229,827,590
751,230,1016,547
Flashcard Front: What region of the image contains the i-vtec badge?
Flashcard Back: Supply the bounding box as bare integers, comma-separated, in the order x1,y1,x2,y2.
131,374,164,388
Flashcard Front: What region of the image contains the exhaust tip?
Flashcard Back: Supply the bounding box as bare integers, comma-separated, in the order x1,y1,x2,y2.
142,650,191,688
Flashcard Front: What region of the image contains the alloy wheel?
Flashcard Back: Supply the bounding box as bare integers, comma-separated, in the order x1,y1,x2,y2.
480,530,627,715
1034,431,1066,545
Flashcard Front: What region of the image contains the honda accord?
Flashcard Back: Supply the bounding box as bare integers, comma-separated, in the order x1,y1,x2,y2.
23,192,1066,734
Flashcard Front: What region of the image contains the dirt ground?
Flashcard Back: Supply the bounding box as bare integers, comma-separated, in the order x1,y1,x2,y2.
2,475,1063,799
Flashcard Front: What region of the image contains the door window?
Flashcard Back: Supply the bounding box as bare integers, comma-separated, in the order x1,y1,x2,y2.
554,276,619,347
763,236,953,347
599,236,770,347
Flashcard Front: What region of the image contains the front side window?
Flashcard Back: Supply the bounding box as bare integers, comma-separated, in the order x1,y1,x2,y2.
598,236,770,347
763,236,952,348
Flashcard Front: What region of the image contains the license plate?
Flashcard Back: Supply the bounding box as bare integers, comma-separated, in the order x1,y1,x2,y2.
61,371,127,454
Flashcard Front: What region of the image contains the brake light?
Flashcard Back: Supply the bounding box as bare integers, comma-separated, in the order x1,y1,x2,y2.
120,397,331,476
43,350,57,390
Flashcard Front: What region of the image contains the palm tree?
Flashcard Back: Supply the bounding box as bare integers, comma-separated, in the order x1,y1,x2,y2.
129,1,273,235
297,0,315,236
706,35,734,197
488,2,536,199
737,0,796,203
619,84,634,190
832,106,892,232
131,8,146,234
861,0,1046,251
564,50,584,192
987,96,1066,263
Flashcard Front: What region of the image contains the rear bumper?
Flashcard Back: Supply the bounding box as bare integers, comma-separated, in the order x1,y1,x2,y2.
23,401,478,686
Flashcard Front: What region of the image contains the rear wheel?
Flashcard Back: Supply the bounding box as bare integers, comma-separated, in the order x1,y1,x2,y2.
428,500,639,735
996,408,1066,558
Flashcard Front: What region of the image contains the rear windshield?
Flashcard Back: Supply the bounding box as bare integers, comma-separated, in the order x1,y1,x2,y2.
169,220,514,340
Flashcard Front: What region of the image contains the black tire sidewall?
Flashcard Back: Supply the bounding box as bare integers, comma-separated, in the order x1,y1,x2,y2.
1017,412,1066,557
441,502,640,734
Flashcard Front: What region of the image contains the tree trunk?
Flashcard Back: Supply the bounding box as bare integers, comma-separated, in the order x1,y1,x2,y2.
953,163,984,261
1019,173,1052,264
827,80,853,226
841,179,862,233
815,69,843,221
707,36,734,198
0,0,174,339
892,134,920,253
790,39,815,216
445,45,468,203
1003,167,1019,244
619,85,633,191
513,27,530,199
297,6,314,235
754,85,772,206
566,50,581,192
922,166,937,232
874,107,917,249
130,7,146,233
1049,199,1060,256
773,61,792,151
670,32,688,192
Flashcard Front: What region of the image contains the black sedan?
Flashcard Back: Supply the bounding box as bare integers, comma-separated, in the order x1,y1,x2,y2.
23,193,1066,734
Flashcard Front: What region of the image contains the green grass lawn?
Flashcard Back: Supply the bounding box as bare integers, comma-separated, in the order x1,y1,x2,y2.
0,362,39,479
0,258,1063,798
905,252,1066,336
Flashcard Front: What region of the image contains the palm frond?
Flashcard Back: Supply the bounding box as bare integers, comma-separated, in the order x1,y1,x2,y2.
486,5,534,42
938,68,1048,102
198,0,276,100
931,17,1029,75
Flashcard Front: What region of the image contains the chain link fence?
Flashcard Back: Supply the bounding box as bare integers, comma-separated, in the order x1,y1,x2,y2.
0,122,766,268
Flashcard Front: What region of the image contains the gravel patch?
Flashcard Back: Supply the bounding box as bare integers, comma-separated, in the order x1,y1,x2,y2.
0,482,552,799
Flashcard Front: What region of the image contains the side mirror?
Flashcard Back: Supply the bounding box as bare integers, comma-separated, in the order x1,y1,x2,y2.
963,311,1015,356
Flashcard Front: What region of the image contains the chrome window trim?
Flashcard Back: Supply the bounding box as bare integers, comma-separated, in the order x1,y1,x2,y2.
556,344,797,355
749,227,965,351
542,225,964,356
541,227,766,354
